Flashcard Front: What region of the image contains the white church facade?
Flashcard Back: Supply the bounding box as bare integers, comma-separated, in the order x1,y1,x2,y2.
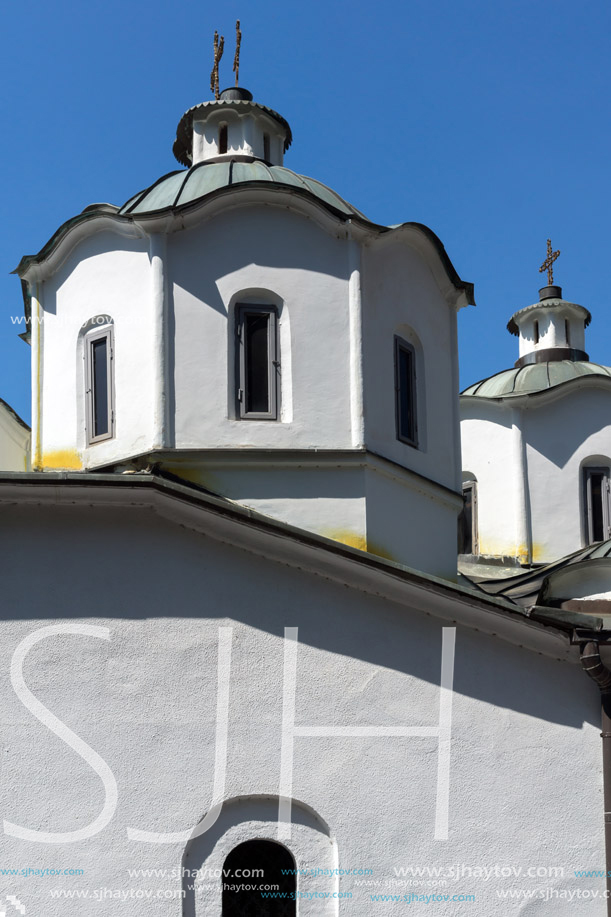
1,71,611,917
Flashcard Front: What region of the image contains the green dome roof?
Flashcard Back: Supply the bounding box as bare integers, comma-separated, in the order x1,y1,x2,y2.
462,360,611,398
119,158,366,219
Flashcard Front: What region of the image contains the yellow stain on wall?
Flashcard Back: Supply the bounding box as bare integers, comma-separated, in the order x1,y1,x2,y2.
41,450,83,471
324,530,368,552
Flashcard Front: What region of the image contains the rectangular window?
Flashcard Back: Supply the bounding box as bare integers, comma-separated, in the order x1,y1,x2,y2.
86,328,114,444
236,305,279,420
459,481,478,555
394,337,417,446
584,467,611,544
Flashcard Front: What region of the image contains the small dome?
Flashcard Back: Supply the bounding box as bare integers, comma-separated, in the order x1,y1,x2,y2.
462,360,611,398
118,158,366,219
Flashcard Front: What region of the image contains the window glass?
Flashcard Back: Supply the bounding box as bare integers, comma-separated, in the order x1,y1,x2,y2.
92,337,109,437
236,305,278,420
395,337,417,446
245,312,270,414
584,467,610,544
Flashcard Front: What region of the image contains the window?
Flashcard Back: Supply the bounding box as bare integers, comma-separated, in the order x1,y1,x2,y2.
458,480,478,555
565,318,570,346
394,336,417,446
533,320,539,344
236,305,279,419
263,132,270,161
222,840,295,916
85,327,114,444
219,124,228,154
584,467,611,544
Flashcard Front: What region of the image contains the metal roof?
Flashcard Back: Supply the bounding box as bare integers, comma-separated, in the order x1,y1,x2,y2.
475,540,611,610
118,158,367,219
462,360,611,398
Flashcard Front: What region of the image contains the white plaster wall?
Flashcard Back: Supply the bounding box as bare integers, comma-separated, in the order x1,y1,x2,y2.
0,504,604,916
38,233,154,469
364,464,460,577
361,236,460,492
461,385,611,564
0,405,30,471
524,386,611,562
460,402,518,558
169,206,352,450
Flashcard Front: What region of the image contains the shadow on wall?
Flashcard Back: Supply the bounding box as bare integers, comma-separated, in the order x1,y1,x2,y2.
0,503,600,729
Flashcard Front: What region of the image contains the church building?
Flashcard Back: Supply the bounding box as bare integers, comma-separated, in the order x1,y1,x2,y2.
2,47,611,917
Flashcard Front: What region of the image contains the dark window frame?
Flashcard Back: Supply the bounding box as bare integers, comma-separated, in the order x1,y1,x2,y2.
394,336,418,447
584,466,611,545
85,326,114,445
459,479,478,555
235,304,279,420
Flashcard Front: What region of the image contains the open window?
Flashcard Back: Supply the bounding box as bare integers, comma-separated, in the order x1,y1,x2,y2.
394,336,418,447
236,304,279,420
584,466,611,544
85,326,114,444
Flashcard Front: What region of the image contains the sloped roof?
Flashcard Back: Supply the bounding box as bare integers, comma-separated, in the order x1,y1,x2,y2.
462,361,611,398
119,159,366,219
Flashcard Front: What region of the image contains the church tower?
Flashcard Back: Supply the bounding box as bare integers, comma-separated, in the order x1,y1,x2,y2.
460,246,611,572
15,72,474,579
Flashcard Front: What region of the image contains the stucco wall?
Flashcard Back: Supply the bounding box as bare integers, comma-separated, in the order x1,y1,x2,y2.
36,233,154,470
0,503,603,916
524,386,611,562
169,206,352,450
461,384,611,563
361,235,461,493
0,405,30,471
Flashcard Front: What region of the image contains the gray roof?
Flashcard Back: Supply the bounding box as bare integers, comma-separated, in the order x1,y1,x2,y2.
118,158,367,218
475,539,611,610
462,360,611,398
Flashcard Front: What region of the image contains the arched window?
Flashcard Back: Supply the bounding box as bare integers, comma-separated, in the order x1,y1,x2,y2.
222,839,296,916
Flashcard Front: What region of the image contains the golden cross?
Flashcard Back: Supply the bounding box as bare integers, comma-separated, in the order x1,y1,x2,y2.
539,238,560,285
233,20,242,87
210,30,225,100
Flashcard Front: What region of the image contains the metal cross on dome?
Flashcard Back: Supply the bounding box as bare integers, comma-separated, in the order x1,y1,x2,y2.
210,30,225,100
539,238,561,285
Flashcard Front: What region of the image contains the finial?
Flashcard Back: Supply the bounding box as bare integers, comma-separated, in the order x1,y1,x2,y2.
539,238,560,286
210,30,225,100
233,20,242,88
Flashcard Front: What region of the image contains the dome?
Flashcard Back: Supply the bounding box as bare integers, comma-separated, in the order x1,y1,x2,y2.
118,158,367,219
462,360,611,398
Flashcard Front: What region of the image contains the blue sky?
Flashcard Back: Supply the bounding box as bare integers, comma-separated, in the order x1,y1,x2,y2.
2,0,610,424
